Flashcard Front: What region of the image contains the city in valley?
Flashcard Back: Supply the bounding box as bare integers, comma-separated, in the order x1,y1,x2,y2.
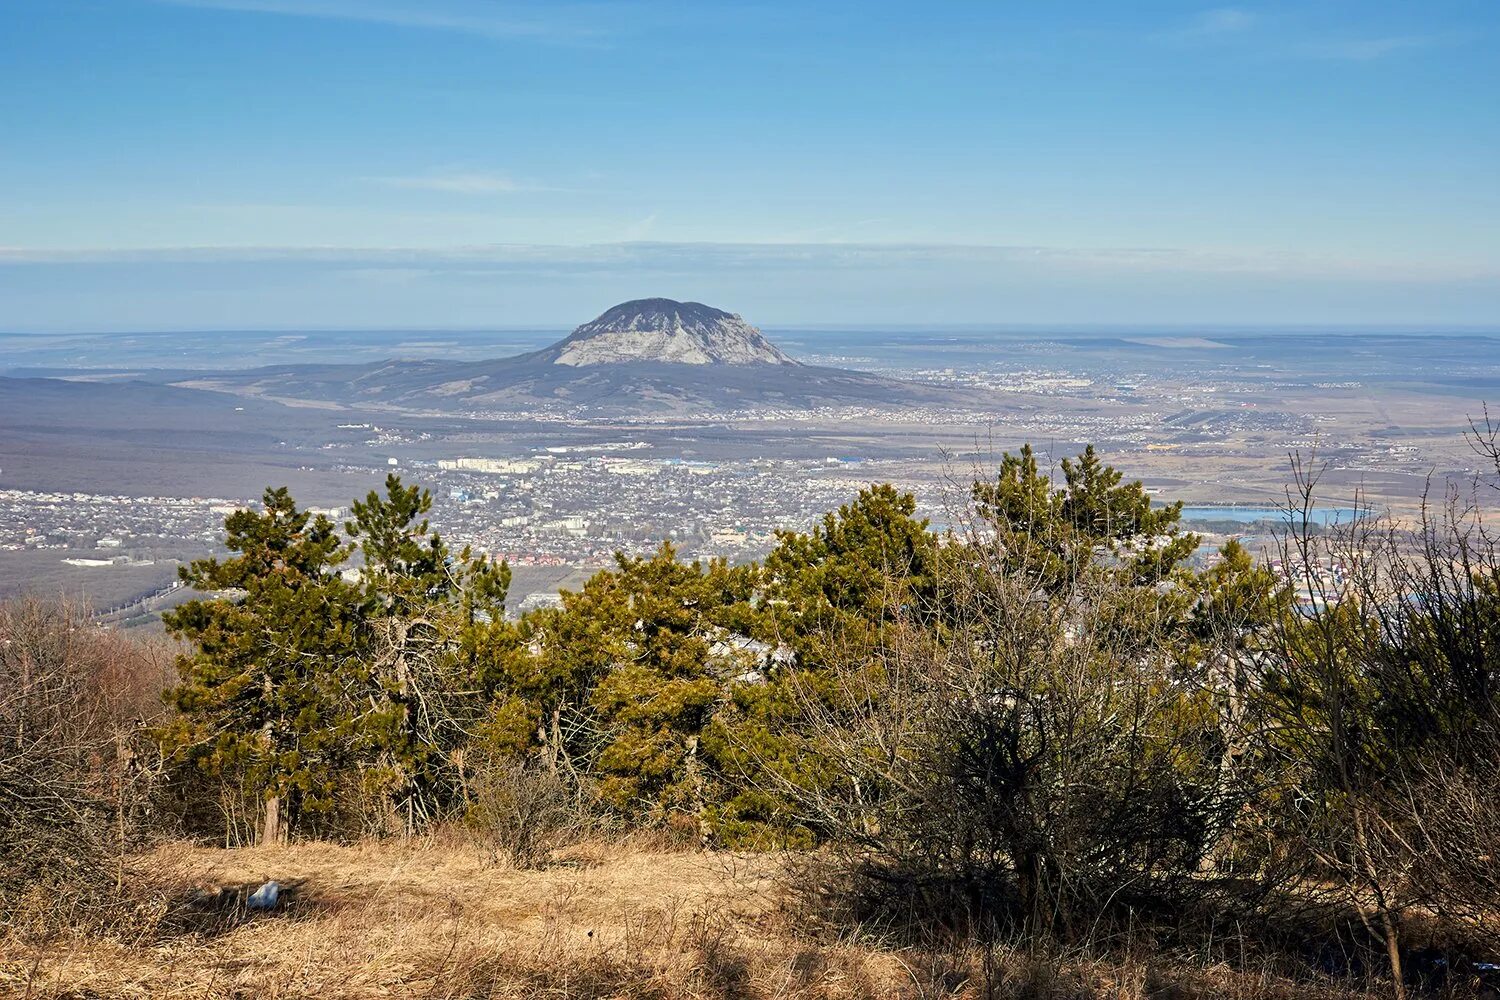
2,309,1493,627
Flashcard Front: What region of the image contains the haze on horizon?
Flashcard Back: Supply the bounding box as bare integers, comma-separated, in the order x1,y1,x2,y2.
2,0,1497,332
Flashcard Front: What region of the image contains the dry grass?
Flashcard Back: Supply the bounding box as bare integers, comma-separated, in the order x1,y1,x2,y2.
0,839,1411,1000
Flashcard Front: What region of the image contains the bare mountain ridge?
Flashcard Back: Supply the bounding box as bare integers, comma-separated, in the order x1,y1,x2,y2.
166,299,980,416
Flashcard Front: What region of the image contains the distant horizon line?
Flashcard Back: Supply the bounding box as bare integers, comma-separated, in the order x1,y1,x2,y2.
5,323,1500,339
3,239,1495,281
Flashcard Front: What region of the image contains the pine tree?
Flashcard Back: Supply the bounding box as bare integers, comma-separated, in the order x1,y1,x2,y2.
761,483,939,667
708,485,938,846
972,443,1199,590
523,544,756,833
162,476,517,840
160,487,356,843
347,474,450,615
345,475,513,832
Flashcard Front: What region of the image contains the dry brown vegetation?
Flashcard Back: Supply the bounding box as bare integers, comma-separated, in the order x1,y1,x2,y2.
0,597,175,932
0,837,1432,1000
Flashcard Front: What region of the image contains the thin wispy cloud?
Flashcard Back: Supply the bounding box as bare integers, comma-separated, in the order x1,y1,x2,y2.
150,0,612,42
369,170,529,194
1156,7,1256,44
620,213,659,241
1297,35,1446,61
1158,10,1455,64
1186,7,1256,37
1152,7,1260,48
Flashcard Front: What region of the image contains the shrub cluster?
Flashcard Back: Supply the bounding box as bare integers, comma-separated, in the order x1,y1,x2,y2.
6,431,1499,991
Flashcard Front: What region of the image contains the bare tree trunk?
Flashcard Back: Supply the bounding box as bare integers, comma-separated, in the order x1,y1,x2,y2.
116,730,128,892
1355,807,1406,1000
541,705,563,773
685,734,710,848
1380,907,1406,1000
551,706,563,768
262,793,285,846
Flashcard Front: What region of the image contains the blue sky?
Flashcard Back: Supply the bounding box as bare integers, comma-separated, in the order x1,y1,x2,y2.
1,0,1497,330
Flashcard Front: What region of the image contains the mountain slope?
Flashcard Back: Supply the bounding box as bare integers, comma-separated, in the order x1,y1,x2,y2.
169,298,981,416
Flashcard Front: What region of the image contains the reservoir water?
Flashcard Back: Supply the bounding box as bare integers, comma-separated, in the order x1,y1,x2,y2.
1175,505,1364,526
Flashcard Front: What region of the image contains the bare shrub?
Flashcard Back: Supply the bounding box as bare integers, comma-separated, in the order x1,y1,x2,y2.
0,597,174,934
1258,449,1500,995
465,757,596,866
771,520,1258,938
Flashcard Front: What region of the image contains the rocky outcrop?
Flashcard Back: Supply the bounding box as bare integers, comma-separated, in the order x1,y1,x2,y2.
543,299,796,367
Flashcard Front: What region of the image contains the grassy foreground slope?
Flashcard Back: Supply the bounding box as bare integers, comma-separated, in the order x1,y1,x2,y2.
4,839,1401,1000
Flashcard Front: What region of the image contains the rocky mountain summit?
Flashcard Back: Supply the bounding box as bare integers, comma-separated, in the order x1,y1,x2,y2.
543,298,797,367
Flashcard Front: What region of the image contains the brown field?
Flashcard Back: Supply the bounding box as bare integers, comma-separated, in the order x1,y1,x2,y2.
1,840,1403,1000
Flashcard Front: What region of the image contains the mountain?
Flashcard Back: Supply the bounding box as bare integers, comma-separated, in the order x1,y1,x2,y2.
542,298,796,367
169,298,982,416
